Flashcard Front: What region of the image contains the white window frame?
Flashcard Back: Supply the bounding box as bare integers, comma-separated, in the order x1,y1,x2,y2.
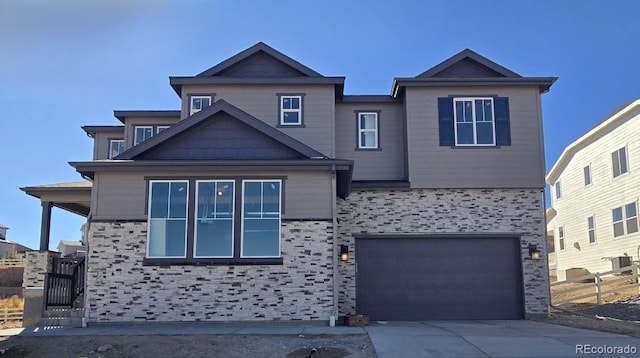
280,95,302,126
108,139,124,159
555,181,562,200
146,180,189,259
190,95,212,115
625,202,638,235
134,126,153,146
558,226,565,251
358,112,379,149
240,179,282,258
194,180,235,259
453,97,496,146
583,165,592,186
612,146,629,178
587,216,596,244
612,206,625,237
156,126,170,134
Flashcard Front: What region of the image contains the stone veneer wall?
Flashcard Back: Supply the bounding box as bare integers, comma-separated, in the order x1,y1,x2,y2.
86,220,334,322
23,251,59,288
336,189,549,317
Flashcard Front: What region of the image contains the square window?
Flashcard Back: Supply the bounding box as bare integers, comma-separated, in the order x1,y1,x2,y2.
279,95,302,125
358,112,379,149
156,126,169,134
134,126,153,146
190,96,212,115
108,139,124,159
454,98,495,146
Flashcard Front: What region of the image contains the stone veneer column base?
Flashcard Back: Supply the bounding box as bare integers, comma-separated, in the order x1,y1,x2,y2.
86,220,335,323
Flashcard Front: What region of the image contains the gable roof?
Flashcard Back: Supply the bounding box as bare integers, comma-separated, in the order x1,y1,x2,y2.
116,100,327,160
391,49,556,97
546,99,640,184
197,42,322,77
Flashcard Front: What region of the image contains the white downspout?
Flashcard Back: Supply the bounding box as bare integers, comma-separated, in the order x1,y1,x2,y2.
330,165,339,327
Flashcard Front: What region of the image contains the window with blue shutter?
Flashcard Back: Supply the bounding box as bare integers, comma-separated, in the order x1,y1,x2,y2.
438,96,511,146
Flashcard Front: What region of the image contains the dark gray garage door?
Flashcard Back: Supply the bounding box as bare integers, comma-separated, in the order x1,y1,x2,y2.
356,236,524,320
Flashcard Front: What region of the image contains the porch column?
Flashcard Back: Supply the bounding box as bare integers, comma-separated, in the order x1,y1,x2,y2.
39,201,53,251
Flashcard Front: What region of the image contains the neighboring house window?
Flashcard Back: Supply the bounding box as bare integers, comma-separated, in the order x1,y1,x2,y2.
195,181,234,258
558,226,565,250
583,165,591,186
242,180,281,257
190,95,211,115
438,97,510,146
157,126,170,133
612,202,639,237
358,112,379,149
147,181,188,258
108,139,124,159
612,147,628,178
279,95,302,126
555,182,562,200
145,178,283,262
587,216,596,243
134,126,153,145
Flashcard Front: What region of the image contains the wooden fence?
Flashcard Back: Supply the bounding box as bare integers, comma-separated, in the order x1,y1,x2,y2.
0,308,22,323
551,264,640,305
0,259,24,266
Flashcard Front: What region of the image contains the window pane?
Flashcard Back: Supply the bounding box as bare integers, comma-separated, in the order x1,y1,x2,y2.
361,132,376,148
202,97,211,108
263,182,280,216
612,151,621,177
197,182,216,219
583,166,591,185
216,183,234,218
150,182,169,218
148,219,186,257
589,231,596,243
242,219,279,257
626,203,637,218
620,148,628,174
244,182,262,218
614,222,625,237
456,123,473,144
282,97,291,109
455,101,472,123
196,220,233,257
169,183,187,218
476,122,494,144
587,216,594,229
559,238,564,250
283,112,299,124
613,207,623,222
555,182,561,199
360,114,376,129
290,97,300,109
627,218,639,234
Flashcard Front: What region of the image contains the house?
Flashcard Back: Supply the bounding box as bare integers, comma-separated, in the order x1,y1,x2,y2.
0,225,31,259
56,240,86,257
546,100,640,281
21,42,555,324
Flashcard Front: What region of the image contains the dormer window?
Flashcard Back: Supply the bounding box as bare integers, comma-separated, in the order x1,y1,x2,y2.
279,94,303,126
134,126,153,146
109,139,124,159
190,95,212,115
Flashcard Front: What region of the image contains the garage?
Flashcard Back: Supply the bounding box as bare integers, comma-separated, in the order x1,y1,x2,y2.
355,235,524,320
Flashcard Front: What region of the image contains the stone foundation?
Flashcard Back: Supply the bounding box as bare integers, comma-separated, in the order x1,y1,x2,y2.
336,188,550,316
86,220,334,323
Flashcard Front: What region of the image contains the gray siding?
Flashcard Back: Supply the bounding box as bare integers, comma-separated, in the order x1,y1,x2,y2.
181,85,335,157
93,129,124,160
92,171,333,220
124,116,180,150
405,86,545,188
215,51,306,77
335,102,405,180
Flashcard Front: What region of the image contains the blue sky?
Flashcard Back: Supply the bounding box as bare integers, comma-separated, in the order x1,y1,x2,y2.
0,0,638,251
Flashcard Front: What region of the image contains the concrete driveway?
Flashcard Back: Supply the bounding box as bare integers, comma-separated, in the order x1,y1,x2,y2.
366,320,640,358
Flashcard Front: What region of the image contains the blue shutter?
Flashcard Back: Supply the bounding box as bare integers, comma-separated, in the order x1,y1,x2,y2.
438,97,454,146
494,97,511,146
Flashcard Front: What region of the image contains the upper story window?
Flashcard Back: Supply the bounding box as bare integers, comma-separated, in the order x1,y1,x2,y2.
554,181,562,200
157,126,170,133
438,97,510,147
357,112,379,149
190,96,212,115
587,216,596,243
134,126,153,146
612,202,638,237
108,139,124,159
612,146,629,178
279,95,303,126
583,165,592,186
145,178,282,263
558,226,565,250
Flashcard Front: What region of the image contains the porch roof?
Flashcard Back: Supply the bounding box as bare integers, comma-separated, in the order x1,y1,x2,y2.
20,180,92,217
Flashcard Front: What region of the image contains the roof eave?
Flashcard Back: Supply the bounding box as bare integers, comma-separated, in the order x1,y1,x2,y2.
392,77,557,93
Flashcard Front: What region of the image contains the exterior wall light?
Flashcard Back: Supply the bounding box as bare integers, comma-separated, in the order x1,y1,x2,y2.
528,244,541,260
339,245,349,261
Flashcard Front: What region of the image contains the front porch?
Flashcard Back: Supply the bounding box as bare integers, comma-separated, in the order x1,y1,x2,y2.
20,180,91,326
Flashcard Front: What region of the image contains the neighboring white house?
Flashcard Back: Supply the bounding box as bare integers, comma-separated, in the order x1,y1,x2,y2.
56,240,85,257
546,100,640,281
